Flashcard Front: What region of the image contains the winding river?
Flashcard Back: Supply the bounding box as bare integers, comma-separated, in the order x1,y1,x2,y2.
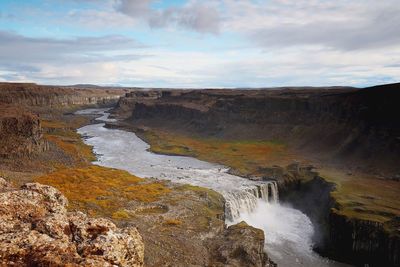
76,108,349,267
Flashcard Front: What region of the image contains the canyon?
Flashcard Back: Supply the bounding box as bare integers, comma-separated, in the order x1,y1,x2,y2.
0,83,274,266
113,85,400,176
0,82,399,266
110,83,400,267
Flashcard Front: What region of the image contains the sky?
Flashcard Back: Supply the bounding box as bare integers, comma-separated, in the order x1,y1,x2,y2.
0,0,399,88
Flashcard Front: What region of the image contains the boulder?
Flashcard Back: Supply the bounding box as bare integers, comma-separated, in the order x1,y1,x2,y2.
0,181,144,267
208,221,276,267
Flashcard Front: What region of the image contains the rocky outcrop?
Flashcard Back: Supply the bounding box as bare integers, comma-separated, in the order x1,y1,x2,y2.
0,178,144,266
0,82,127,108
113,90,162,119
0,106,48,158
208,221,276,267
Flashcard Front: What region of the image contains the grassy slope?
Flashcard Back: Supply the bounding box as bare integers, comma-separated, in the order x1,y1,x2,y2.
139,128,400,224
321,168,400,223
42,117,97,165
143,129,296,176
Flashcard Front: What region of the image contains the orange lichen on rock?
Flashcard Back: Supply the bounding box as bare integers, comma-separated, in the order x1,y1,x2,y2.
0,178,144,267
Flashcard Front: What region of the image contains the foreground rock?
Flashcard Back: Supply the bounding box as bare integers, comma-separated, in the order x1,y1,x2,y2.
209,221,276,267
0,178,144,266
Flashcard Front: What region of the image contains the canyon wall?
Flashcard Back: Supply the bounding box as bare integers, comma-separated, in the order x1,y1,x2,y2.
328,212,400,266
114,84,400,176
0,82,126,107
0,83,128,158
0,106,48,158
280,174,400,267
113,83,400,266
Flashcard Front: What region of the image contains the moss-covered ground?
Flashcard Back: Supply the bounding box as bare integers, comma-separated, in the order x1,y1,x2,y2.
36,166,171,219
142,129,294,176
321,168,400,223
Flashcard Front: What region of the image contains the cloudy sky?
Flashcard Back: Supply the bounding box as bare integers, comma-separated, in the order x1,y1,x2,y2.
0,0,399,87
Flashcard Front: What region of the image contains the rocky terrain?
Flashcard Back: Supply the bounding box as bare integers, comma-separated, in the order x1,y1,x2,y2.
0,82,273,267
34,165,274,267
0,178,145,266
111,83,400,267
0,175,273,267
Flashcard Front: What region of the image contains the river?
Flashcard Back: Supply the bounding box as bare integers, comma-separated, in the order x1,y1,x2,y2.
76,108,349,267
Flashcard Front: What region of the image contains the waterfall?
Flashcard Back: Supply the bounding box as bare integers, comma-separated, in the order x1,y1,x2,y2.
76,109,346,267
224,181,279,221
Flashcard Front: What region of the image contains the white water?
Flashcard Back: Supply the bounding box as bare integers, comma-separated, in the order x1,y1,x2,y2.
76,108,349,267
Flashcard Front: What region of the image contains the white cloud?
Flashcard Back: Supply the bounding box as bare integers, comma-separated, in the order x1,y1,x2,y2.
66,9,137,29
1,0,400,87
220,0,400,50
115,0,222,34
0,31,144,63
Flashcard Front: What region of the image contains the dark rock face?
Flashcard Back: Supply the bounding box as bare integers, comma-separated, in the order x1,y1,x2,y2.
280,175,336,252
327,213,400,267
114,84,400,175
280,175,400,267
208,221,276,267
0,107,48,158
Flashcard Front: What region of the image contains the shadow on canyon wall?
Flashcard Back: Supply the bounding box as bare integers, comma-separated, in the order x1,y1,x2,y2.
112,83,400,267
